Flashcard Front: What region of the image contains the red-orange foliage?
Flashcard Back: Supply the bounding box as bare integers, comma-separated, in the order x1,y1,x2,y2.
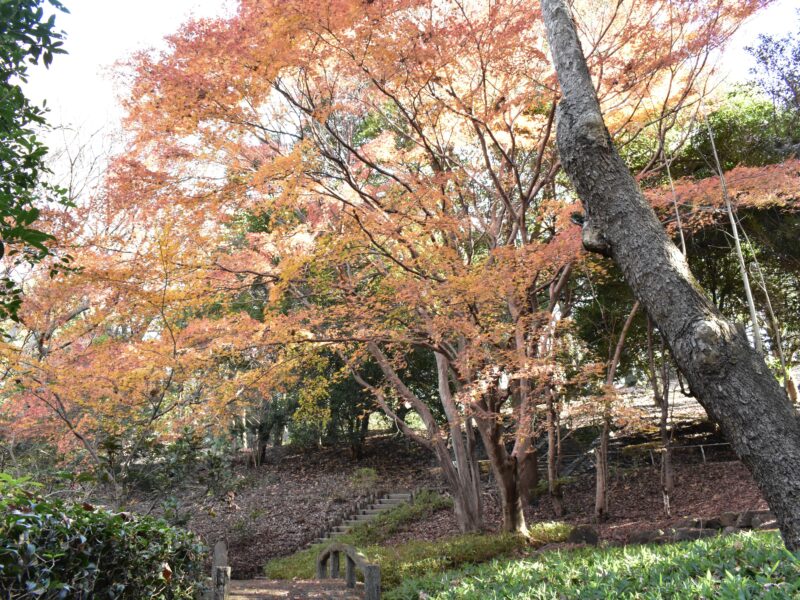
648,159,800,234
0,0,785,523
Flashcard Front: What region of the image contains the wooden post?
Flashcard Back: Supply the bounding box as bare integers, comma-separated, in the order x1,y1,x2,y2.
212,541,228,577
213,566,231,600
316,554,328,579
345,555,356,588
364,564,381,600
331,550,340,578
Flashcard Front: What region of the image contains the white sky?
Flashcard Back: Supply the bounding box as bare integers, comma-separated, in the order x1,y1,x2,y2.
26,0,235,136
23,0,800,145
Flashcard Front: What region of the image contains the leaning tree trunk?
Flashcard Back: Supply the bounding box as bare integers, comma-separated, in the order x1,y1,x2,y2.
541,0,800,550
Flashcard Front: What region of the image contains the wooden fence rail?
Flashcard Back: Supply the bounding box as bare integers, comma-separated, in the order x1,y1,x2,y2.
316,542,381,600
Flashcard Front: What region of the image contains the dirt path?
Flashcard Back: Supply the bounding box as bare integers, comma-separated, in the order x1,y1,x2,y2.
229,579,364,599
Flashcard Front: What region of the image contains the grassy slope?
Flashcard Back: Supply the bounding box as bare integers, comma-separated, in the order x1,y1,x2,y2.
264,492,571,589
265,491,800,598
387,531,800,599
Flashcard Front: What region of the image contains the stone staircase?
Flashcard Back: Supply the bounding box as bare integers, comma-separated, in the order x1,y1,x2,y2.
312,492,413,546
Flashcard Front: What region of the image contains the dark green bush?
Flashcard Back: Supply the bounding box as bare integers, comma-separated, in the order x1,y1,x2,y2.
0,473,205,599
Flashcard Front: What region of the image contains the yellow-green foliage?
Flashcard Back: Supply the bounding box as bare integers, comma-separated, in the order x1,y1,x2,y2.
368,533,526,589
350,468,378,493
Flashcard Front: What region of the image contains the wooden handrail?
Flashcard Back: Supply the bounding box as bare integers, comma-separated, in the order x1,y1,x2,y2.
316,542,380,600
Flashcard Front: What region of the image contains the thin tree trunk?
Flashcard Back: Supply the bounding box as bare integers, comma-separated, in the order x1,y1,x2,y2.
541,0,800,550
594,417,610,520
705,117,763,354
749,250,793,398
595,301,639,520
556,408,563,473
546,391,564,516
351,345,484,533
660,347,674,516
648,318,674,516
665,159,687,256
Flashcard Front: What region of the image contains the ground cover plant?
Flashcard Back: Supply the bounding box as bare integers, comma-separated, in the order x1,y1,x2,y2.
0,474,205,599
386,531,800,599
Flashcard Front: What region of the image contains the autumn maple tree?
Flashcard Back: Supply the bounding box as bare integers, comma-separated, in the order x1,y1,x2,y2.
108,0,766,531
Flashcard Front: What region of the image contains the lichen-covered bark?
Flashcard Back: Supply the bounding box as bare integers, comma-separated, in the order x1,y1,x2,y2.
541,0,800,550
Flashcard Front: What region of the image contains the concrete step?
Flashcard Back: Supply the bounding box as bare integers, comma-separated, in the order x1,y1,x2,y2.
307,490,415,549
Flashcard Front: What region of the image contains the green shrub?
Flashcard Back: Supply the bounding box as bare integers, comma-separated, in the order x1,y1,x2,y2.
526,521,572,545
0,473,205,599
350,468,378,493
371,533,525,589
120,428,235,498
386,531,800,599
